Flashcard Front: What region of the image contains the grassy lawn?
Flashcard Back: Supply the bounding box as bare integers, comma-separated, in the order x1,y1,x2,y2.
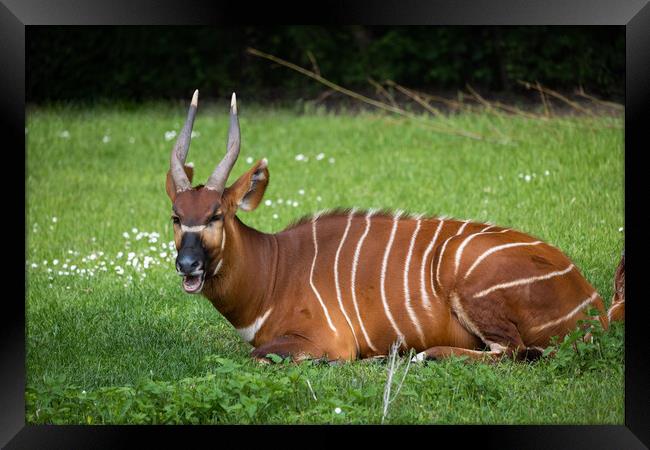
26,102,624,424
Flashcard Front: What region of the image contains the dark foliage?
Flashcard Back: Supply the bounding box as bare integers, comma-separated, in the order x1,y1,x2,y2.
27,26,624,103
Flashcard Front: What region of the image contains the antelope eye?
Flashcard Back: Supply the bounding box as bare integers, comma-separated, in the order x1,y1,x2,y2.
209,214,222,223
172,216,180,225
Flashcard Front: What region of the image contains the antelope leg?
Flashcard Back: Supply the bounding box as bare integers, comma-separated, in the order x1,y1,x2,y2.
251,334,326,363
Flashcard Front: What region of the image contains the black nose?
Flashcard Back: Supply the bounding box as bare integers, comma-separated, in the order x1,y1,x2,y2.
176,253,202,274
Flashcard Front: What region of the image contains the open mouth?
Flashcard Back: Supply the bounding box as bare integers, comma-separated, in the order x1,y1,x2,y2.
181,271,205,294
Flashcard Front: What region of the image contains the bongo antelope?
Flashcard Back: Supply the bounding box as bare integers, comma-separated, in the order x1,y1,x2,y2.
166,90,624,363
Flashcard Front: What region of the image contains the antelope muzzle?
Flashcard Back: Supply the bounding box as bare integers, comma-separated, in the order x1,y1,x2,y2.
176,232,207,294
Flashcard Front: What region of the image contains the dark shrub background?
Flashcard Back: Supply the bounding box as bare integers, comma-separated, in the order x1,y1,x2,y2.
27,26,624,103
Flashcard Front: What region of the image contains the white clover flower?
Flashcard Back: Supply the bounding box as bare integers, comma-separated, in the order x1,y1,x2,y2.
277,198,284,204
116,251,123,258
127,252,135,260
53,259,59,265
128,137,135,144
164,130,177,141
160,252,167,258
31,263,38,268
292,201,299,207
70,265,77,271
272,213,279,219
544,170,551,176
115,266,124,275
191,130,200,138
59,130,70,139
316,152,325,161
122,232,130,239
316,196,322,202
102,135,111,144
618,227,624,232
52,217,58,223
295,153,306,161
328,157,335,164
298,189,305,196
334,407,342,414
524,175,532,182
264,199,273,206
246,156,254,164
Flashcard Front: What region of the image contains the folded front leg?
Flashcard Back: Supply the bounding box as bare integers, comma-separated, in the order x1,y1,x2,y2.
251,334,326,363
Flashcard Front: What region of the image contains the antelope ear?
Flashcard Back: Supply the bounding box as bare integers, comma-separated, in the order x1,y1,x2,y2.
222,159,269,212
165,164,195,202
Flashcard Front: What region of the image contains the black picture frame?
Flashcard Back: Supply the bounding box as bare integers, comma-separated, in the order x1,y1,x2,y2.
3,0,648,447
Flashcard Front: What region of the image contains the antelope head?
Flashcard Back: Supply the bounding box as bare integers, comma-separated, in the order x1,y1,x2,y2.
165,90,269,294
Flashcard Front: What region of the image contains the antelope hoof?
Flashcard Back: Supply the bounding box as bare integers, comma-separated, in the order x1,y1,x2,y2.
411,351,428,363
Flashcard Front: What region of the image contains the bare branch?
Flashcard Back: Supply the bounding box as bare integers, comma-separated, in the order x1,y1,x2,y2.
367,77,398,109
247,47,494,143
306,50,321,77
575,86,624,111
518,80,594,116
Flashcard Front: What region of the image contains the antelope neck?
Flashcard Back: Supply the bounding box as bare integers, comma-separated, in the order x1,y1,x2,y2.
203,215,277,329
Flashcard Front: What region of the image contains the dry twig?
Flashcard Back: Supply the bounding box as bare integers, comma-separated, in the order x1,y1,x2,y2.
247,47,494,143
518,80,594,116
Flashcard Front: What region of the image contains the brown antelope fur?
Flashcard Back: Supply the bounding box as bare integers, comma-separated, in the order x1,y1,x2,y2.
165,90,624,364
607,252,625,323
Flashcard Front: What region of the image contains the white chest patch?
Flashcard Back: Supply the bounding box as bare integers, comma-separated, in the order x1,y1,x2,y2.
236,308,273,343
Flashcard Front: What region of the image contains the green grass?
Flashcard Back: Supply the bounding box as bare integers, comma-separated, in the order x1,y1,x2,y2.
26,102,624,424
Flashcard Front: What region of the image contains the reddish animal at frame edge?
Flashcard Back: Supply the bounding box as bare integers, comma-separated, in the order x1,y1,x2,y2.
165,90,625,364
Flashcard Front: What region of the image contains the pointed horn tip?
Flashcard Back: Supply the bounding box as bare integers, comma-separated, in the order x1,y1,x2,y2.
231,92,237,113
191,89,199,107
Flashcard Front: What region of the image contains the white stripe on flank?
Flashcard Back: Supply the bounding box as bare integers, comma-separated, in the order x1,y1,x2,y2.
530,292,599,333
309,218,339,334
212,258,223,276
380,212,406,341
456,220,470,235
350,210,379,352
334,209,360,353
404,219,426,346
453,224,493,276
236,308,273,343
453,227,510,277
426,219,445,301
450,292,486,342
464,239,541,280
435,231,458,293
473,264,575,298
181,224,206,233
